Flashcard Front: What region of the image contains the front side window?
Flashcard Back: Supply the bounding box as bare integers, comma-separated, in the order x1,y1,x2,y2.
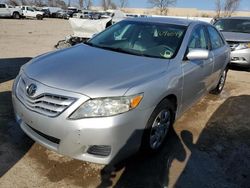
87,21,187,59
214,19,250,34
207,26,224,50
188,25,208,51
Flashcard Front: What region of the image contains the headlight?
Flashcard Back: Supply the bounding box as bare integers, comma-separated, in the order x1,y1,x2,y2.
69,94,143,119
236,43,250,50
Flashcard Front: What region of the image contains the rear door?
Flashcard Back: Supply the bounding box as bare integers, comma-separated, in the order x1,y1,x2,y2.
206,25,229,86
181,24,214,111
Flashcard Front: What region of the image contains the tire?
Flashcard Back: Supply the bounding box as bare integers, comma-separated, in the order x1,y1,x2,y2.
210,68,228,95
36,14,43,20
141,99,175,152
13,12,20,19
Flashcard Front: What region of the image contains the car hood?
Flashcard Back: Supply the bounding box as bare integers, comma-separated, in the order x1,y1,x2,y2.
222,31,250,42
23,44,169,98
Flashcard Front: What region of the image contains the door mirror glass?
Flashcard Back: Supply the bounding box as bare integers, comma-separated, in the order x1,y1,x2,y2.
186,49,209,60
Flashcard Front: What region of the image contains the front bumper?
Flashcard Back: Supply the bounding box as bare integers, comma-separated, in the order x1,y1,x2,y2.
230,48,250,67
12,77,153,164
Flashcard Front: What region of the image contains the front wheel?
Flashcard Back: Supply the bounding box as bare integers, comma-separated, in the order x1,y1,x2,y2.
210,69,228,95
141,99,175,152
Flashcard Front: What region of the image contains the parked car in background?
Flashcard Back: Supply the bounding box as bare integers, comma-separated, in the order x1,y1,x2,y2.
19,6,44,20
214,17,250,67
67,7,78,17
40,8,50,17
53,10,70,19
73,10,92,19
13,18,230,165
42,7,62,18
0,3,22,19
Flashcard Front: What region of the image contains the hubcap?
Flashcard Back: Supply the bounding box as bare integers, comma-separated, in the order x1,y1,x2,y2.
149,109,171,150
218,70,226,91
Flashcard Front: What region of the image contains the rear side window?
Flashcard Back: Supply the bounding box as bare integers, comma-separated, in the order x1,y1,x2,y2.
0,4,6,8
207,26,224,50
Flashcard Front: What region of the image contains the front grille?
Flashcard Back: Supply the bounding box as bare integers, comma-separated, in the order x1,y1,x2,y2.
28,125,60,144
87,145,111,157
16,77,76,117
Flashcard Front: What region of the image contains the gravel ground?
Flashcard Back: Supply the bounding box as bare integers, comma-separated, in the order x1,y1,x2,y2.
0,19,250,188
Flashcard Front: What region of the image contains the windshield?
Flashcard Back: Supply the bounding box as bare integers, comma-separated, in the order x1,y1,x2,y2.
214,19,250,34
87,21,186,59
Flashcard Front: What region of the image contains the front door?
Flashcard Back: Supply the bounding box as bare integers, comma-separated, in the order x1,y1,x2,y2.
181,25,214,111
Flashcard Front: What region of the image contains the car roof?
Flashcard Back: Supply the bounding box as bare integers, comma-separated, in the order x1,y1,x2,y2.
125,17,205,26
219,16,250,20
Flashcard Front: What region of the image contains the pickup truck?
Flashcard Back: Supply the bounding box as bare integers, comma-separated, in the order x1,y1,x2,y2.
0,3,22,19
19,6,44,20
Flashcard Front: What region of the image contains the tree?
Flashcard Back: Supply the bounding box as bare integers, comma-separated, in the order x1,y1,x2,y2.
214,0,241,18
215,0,221,18
102,0,107,10
84,0,92,9
119,0,128,8
223,0,240,17
148,0,176,15
79,0,83,8
7,0,20,6
102,0,116,10
34,0,44,6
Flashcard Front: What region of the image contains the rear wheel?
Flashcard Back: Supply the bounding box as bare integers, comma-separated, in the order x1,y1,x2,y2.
13,12,20,19
141,99,175,152
210,68,228,95
36,14,43,20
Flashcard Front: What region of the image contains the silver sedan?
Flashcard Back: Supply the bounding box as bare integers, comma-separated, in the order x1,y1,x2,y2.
214,17,250,67
12,17,230,164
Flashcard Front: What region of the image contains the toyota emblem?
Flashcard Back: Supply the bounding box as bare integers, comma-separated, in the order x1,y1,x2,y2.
26,83,37,96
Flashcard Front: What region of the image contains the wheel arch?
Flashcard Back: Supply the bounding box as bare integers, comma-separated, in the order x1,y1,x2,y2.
160,94,178,120
12,11,20,16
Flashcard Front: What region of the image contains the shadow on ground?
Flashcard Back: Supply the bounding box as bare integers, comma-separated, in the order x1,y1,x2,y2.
0,57,34,177
0,57,31,83
0,92,34,177
98,127,186,188
174,95,250,188
229,64,250,72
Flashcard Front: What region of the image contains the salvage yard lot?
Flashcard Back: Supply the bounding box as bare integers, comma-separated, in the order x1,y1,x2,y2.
0,19,250,188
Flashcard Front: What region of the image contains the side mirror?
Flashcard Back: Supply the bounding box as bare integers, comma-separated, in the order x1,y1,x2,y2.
186,49,209,61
